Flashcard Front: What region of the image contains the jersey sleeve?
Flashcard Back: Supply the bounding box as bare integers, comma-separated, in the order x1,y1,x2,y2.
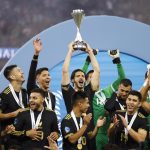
139,117,148,131
103,63,125,98
51,111,60,134
61,118,74,139
13,111,25,131
111,63,126,90
0,92,8,112
61,84,74,113
12,111,28,138
27,55,38,96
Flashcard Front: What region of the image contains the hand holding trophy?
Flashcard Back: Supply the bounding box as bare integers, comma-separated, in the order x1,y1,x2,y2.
71,9,87,51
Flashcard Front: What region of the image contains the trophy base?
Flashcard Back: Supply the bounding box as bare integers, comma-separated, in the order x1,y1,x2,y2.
73,41,87,51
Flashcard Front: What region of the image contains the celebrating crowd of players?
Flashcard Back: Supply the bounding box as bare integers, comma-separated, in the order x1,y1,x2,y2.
0,38,150,150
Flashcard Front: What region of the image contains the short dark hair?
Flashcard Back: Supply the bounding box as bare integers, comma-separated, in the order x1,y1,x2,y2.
128,90,142,101
120,78,132,87
71,69,85,80
35,67,49,77
3,65,17,80
30,88,45,98
86,70,94,80
71,91,88,106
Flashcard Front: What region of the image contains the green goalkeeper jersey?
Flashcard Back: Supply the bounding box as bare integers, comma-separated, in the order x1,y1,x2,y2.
93,63,125,133
82,61,125,128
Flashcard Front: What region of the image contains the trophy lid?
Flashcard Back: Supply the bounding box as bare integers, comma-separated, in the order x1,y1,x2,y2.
71,9,85,28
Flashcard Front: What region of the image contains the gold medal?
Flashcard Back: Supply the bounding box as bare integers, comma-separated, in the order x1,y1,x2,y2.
82,136,86,145
77,143,82,150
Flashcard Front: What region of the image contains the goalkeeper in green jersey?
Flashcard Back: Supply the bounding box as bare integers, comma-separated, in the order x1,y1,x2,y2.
82,49,125,150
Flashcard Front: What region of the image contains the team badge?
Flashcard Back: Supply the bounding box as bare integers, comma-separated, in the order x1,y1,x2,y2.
13,118,18,125
65,126,70,133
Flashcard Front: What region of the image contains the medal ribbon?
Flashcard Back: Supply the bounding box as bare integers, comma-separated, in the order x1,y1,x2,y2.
125,111,138,135
30,108,44,129
116,98,125,110
45,92,52,110
71,110,83,144
9,84,24,108
37,84,52,110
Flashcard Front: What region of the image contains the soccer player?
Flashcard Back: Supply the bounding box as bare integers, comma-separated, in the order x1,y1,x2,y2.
13,88,59,149
61,42,100,150
108,90,148,150
27,38,56,110
0,65,28,149
104,78,132,113
61,91,105,150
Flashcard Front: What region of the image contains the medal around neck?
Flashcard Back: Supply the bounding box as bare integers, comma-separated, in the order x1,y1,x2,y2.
77,143,83,150
71,9,87,51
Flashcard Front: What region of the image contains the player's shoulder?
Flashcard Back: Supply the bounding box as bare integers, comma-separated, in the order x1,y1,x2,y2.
138,112,146,119
17,108,30,117
21,88,27,93
45,107,54,112
45,108,56,116
20,108,30,114
65,114,72,119
63,114,72,121
61,114,72,126
1,86,11,95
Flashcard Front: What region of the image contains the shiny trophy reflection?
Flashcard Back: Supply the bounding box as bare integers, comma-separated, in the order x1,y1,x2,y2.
71,9,87,51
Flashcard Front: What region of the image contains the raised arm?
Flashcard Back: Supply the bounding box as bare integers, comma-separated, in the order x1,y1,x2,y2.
61,42,74,89
27,38,42,95
110,50,125,90
82,49,98,73
103,50,125,96
86,44,100,91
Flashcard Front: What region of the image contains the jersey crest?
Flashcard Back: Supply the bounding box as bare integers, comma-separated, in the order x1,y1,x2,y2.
95,91,106,105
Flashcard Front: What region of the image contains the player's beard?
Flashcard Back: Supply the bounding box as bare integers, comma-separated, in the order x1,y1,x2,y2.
29,102,40,111
74,81,85,90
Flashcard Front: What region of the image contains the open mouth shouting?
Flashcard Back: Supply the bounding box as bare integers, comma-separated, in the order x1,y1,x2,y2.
29,101,37,110
45,80,50,86
78,79,84,87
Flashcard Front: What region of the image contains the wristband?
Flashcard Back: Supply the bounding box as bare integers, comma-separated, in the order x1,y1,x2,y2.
113,57,121,64
33,55,39,61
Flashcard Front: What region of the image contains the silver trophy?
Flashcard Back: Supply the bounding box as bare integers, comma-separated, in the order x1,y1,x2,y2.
71,9,87,51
